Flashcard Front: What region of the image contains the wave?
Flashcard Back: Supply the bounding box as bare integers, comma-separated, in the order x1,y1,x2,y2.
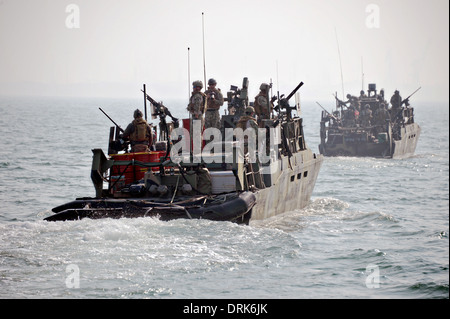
408,282,449,298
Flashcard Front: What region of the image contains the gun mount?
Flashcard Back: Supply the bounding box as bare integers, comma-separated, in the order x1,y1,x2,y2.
226,77,249,118
275,82,304,120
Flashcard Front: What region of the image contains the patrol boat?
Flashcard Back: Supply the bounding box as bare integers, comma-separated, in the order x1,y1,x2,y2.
45,80,323,224
318,84,421,158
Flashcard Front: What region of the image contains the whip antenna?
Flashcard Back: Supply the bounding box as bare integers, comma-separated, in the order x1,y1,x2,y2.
202,12,207,86
335,27,345,99
188,47,191,100
361,56,364,91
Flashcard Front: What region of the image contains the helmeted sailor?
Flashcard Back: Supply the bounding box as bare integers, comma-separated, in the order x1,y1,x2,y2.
374,103,390,131
236,106,259,154
254,83,273,121
122,109,154,152
390,90,402,109
204,78,224,129
360,104,373,127
187,80,207,129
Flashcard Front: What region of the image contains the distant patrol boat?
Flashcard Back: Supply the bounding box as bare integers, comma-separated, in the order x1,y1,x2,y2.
318,84,421,158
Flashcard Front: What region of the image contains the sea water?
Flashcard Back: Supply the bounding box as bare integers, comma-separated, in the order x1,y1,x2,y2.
0,95,448,299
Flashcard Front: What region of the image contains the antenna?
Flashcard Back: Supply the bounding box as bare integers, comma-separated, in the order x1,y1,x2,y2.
361,56,364,91
187,47,191,100
143,84,147,120
334,27,345,100
202,12,207,87
276,60,280,93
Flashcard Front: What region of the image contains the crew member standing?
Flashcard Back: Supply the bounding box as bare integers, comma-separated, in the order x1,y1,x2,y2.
204,78,224,129
390,90,402,109
187,80,207,130
253,83,273,123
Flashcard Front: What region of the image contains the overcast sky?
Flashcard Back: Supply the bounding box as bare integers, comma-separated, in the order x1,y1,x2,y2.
0,0,448,102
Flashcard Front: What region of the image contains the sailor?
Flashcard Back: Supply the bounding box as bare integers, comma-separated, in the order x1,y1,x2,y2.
339,94,360,112
237,106,259,154
204,78,224,129
342,106,356,127
374,103,390,131
360,104,373,127
390,90,402,109
122,109,154,152
359,90,367,99
378,88,386,102
187,80,207,130
254,83,273,121
237,106,258,131
331,111,341,127
351,97,361,112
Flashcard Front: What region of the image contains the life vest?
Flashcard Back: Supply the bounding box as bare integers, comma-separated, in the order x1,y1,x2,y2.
131,118,150,142
236,115,254,130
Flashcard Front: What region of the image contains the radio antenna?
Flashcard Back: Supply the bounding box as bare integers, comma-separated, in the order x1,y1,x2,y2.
335,27,345,99
202,12,207,87
361,56,364,91
187,47,191,100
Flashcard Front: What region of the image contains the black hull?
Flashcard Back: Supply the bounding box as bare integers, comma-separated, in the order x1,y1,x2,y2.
44,192,256,224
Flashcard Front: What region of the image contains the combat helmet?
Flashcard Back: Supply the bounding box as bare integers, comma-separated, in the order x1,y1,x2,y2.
134,109,143,118
193,80,203,88
245,106,255,115
260,83,270,91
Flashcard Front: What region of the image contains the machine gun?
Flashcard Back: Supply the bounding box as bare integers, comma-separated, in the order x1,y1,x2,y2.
316,102,338,121
140,90,181,160
275,82,304,120
99,107,124,133
333,93,350,109
401,87,421,106
141,90,179,127
225,77,249,117
99,107,129,154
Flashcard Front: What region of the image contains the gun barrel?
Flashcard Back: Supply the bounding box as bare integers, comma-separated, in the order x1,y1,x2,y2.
99,107,124,133
285,82,304,101
406,86,421,100
316,102,337,120
141,89,159,106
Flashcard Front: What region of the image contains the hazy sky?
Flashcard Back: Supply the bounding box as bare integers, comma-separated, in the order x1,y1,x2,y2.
0,0,448,102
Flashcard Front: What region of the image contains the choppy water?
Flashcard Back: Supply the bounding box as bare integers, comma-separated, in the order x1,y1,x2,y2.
0,95,448,299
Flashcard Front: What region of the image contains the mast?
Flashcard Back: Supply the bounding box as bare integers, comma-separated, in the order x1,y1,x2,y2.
202,12,207,87
335,28,345,99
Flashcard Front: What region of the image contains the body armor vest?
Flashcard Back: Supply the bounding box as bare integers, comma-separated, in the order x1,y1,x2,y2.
131,118,150,142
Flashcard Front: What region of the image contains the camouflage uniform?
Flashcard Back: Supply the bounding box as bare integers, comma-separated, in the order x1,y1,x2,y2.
236,107,259,154
374,104,390,133
204,85,223,129
360,105,373,127
253,83,273,121
236,115,259,133
187,81,207,129
390,91,402,109
375,104,390,125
